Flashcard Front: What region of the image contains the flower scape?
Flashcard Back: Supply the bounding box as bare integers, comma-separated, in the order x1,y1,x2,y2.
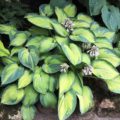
0,3,120,120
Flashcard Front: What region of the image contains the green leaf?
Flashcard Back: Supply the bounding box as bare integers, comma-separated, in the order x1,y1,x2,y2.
62,43,82,65
72,76,82,95
59,71,75,97
50,0,71,8
0,24,16,34
25,13,52,29
78,86,94,114
89,0,106,16
55,36,69,46
82,53,91,65
11,47,23,56
55,7,68,23
42,64,61,74
10,31,30,47
0,41,10,57
92,26,115,42
1,84,24,105
33,67,49,94
58,90,76,120
1,63,24,85
70,28,95,43
77,14,93,24
2,56,19,65
98,48,120,67
94,38,113,49
63,4,77,17
22,84,38,106
39,4,54,17
39,37,56,53
21,105,36,120
73,20,90,29
26,36,45,48
92,60,119,80
51,20,68,37
105,76,120,94
48,75,57,92
40,92,57,109
101,5,120,31
18,70,32,89
18,47,39,71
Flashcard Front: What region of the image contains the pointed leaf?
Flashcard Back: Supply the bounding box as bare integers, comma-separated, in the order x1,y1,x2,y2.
18,47,39,71
1,84,24,105
1,63,24,85
92,60,119,80
58,90,77,120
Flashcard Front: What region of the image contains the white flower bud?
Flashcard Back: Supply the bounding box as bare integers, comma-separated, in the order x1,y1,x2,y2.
62,18,74,32
82,65,93,76
60,63,69,73
87,45,99,57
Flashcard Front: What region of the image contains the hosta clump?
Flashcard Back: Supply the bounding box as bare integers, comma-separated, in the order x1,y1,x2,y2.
0,3,120,120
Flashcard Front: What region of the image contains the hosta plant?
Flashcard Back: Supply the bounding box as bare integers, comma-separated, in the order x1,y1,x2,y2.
0,3,120,120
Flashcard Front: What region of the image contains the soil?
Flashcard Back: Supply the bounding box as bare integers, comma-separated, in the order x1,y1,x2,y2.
1,78,120,120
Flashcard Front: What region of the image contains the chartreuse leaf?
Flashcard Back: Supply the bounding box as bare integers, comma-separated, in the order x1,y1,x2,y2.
98,48,120,67
70,28,95,43
78,86,94,114
92,27,115,42
58,90,77,120
73,20,90,29
62,43,82,65
25,13,52,29
39,4,54,17
94,38,113,49
26,36,45,48
21,105,36,120
82,53,91,65
40,92,57,109
18,70,32,89
77,14,93,24
0,41,10,57
1,84,24,105
0,24,16,34
55,7,68,23
105,76,120,94
39,37,56,53
10,31,31,47
11,47,23,56
22,84,38,106
33,67,49,94
59,71,75,97
101,5,120,31
63,4,77,17
2,56,19,65
49,75,57,92
42,64,61,74
72,76,82,95
51,20,68,37
18,47,39,71
1,63,24,85
42,54,66,74
55,36,69,46
92,60,119,80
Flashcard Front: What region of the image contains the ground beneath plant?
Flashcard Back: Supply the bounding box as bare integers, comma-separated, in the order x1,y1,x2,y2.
1,79,120,120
